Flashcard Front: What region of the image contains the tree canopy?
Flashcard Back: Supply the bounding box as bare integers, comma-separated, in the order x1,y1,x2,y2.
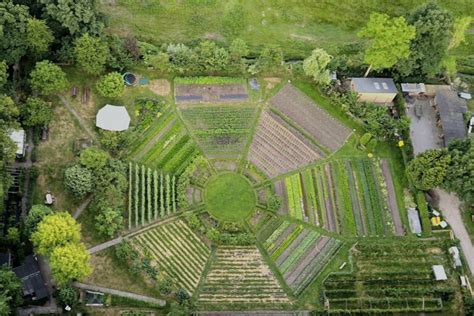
0,2,30,64
74,34,109,76
24,204,53,236
397,3,453,78
21,97,53,127
50,242,92,285
406,149,451,191
29,60,68,95
79,147,110,170
0,267,22,313
38,0,104,35
26,18,54,55
303,48,333,85
31,212,81,255
96,72,124,97
358,13,415,76
64,165,94,198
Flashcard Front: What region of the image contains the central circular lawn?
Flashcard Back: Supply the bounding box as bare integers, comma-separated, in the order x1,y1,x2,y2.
204,172,256,222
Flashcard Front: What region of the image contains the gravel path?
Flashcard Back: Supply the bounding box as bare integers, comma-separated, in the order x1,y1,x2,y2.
380,159,404,236
434,188,474,275
73,282,166,306
73,194,94,219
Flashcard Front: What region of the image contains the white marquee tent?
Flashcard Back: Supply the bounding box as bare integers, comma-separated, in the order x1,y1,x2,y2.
96,104,131,131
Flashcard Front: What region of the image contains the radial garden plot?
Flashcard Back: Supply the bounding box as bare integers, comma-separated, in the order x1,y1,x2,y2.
248,110,324,178
277,158,400,236
257,216,342,295
132,219,211,295
127,163,179,229
269,84,352,152
180,105,257,158
197,246,290,308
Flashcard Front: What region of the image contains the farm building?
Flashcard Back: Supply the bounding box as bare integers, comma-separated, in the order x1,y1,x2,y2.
407,208,422,234
96,104,131,131
350,78,398,104
432,265,448,281
8,129,26,157
434,89,468,146
13,255,48,301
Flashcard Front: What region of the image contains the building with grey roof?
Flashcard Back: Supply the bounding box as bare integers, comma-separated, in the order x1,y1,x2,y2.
351,78,398,104
13,255,48,301
434,89,467,146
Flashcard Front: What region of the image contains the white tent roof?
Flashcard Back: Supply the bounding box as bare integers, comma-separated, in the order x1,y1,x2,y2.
432,265,447,281
96,104,131,131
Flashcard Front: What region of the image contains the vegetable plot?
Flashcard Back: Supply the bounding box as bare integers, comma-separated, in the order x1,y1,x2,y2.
133,219,210,295
258,217,342,295
128,163,178,229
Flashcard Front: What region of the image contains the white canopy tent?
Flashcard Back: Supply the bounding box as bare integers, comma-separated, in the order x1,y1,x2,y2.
96,104,131,131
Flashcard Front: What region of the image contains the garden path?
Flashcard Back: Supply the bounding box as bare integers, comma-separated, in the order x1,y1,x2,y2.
434,188,474,275
73,282,166,306
58,95,96,140
381,159,404,236
73,194,94,219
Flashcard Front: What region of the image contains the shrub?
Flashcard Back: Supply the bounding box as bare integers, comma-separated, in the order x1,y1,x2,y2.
96,72,124,97
64,165,93,198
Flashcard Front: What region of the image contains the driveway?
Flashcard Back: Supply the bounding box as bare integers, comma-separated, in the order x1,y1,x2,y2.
406,98,443,155
433,188,474,275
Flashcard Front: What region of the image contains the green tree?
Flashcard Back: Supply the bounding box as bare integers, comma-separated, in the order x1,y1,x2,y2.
31,212,81,255
106,35,133,71
38,0,103,35
229,38,249,61
96,72,124,97
0,60,7,89
303,48,333,85
64,165,94,198
406,149,451,191
95,207,123,237
74,34,109,76
443,139,474,206
50,242,91,285
196,41,229,72
397,3,453,78
255,46,283,73
0,94,19,163
0,2,30,64
79,147,109,170
449,16,472,50
0,267,22,312
57,285,78,307
21,97,53,127
29,61,68,95
7,227,20,244
24,204,53,236
26,18,54,55
358,13,415,76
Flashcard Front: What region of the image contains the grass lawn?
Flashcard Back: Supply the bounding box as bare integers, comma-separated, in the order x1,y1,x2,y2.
101,0,472,58
204,172,256,222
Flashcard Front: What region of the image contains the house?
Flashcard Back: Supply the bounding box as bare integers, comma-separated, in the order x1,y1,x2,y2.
434,89,467,146
96,104,131,131
350,78,398,104
448,246,462,268
13,255,48,301
432,265,448,281
8,129,26,158
407,208,422,234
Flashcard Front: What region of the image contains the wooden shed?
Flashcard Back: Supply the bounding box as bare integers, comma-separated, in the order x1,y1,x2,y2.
351,78,398,104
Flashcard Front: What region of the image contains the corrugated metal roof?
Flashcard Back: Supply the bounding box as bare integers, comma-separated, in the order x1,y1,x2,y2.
8,129,25,155
351,77,398,94
407,208,422,234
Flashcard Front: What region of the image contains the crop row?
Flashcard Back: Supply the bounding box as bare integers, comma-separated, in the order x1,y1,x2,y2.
326,297,443,313
133,220,210,295
128,163,178,229
280,158,394,236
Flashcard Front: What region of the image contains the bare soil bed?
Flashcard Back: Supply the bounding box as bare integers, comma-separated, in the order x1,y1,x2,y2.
148,79,171,96
269,84,351,152
248,110,323,178
175,83,248,104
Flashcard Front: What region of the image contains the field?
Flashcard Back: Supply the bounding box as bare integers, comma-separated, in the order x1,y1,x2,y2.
100,1,472,58
322,241,458,314
277,158,401,237
258,216,342,295
132,219,211,295
197,246,290,308
269,84,352,153
180,105,257,158
248,110,324,178
127,163,178,229
175,82,248,104
127,106,199,174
